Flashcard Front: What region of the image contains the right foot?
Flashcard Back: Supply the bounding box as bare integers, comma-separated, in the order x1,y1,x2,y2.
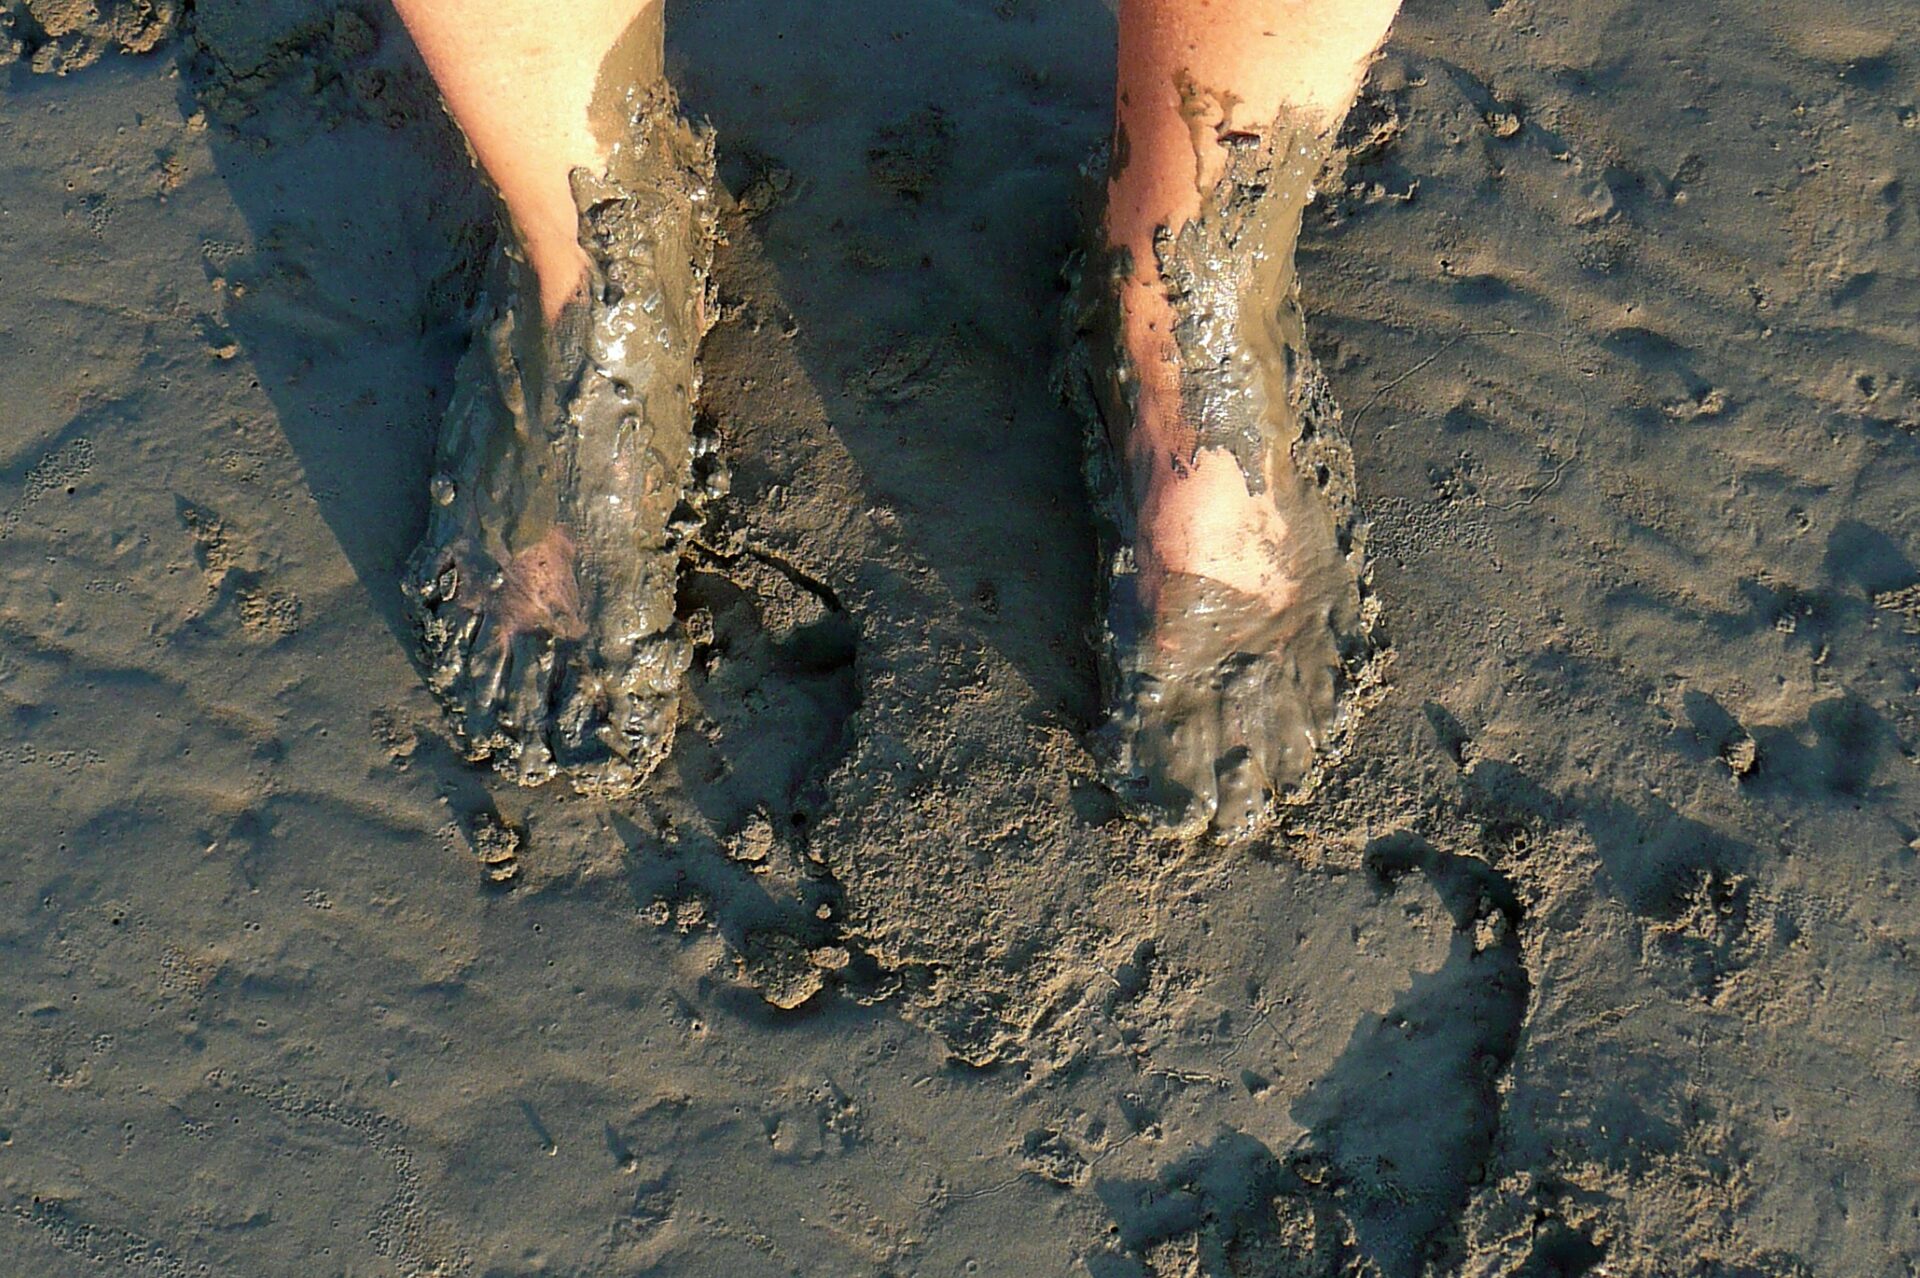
1063,123,1377,841
404,84,719,797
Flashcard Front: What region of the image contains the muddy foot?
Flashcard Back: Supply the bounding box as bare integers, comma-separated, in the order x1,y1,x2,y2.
1061,127,1378,841
403,85,719,797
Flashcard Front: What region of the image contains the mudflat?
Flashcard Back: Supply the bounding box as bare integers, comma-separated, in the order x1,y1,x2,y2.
2,1,1916,1274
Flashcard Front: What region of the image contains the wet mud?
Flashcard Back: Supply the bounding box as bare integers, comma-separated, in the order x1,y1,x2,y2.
6,0,1920,1273
403,81,718,796
1061,124,1378,840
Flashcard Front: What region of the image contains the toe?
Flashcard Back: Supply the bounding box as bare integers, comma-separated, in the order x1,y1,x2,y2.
1105,673,1221,838
1225,648,1317,800
426,608,482,696
549,663,603,762
602,672,680,784
1209,746,1272,842
503,634,560,787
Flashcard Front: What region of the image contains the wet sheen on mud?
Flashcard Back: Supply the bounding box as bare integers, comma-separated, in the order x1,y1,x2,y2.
403,79,718,797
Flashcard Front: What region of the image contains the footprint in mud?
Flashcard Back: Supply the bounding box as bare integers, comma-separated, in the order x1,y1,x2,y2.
619,545,861,1009
175,498,304,640
676,547,859,834
1094,835,1529,1278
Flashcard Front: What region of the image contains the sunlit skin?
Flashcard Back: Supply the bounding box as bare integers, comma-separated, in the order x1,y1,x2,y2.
390,0,654,323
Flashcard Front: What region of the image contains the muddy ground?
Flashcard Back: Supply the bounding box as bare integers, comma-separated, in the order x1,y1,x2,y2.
1,0,1917,1274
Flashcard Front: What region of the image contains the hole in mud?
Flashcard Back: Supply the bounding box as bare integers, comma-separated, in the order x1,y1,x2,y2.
786,612,857,673
1519,1223,1607,1277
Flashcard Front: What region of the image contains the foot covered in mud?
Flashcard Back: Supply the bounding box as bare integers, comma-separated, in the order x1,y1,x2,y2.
404,84,719,796
1063,124,1377,841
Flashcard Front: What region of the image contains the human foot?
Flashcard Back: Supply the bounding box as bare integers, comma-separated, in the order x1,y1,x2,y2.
1062,122,1376,841
404,84,719,797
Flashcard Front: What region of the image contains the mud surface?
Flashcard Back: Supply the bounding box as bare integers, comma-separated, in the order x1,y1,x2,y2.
1,0,175,74
404,82,718,796
2,0,1918,1274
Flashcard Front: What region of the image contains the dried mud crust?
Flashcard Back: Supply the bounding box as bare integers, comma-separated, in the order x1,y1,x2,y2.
1059,127,1381,841
2,0,176,74
403,85,719,797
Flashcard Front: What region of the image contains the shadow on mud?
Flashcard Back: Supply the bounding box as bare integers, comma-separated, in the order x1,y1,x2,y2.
670,0,1116,724
1090,834,1539,1278
173,1,496,655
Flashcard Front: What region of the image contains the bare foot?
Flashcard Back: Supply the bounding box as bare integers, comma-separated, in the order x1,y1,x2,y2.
405,85,719,797
1063,124,1376,841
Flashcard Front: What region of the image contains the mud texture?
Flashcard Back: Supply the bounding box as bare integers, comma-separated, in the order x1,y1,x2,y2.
1062,124,1377,840
402,82,718,797
0,0,174,75
7,0,1920,1274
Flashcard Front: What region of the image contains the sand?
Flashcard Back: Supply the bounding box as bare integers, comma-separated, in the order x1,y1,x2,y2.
1,0,1916,1274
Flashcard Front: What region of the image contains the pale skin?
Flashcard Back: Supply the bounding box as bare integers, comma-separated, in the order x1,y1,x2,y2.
389,0,654,322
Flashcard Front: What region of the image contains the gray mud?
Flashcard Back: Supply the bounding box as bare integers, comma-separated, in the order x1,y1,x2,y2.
403,82,718,797
3,0,1918,1275
1062,124,1376,840
1,0,175,75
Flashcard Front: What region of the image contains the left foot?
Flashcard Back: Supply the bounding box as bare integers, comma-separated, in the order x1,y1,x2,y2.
404,85,718,797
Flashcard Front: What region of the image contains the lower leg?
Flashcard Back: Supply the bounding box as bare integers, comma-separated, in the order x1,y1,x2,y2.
1108,0,1400,255
1106,0,1400,604
390,0,661,320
